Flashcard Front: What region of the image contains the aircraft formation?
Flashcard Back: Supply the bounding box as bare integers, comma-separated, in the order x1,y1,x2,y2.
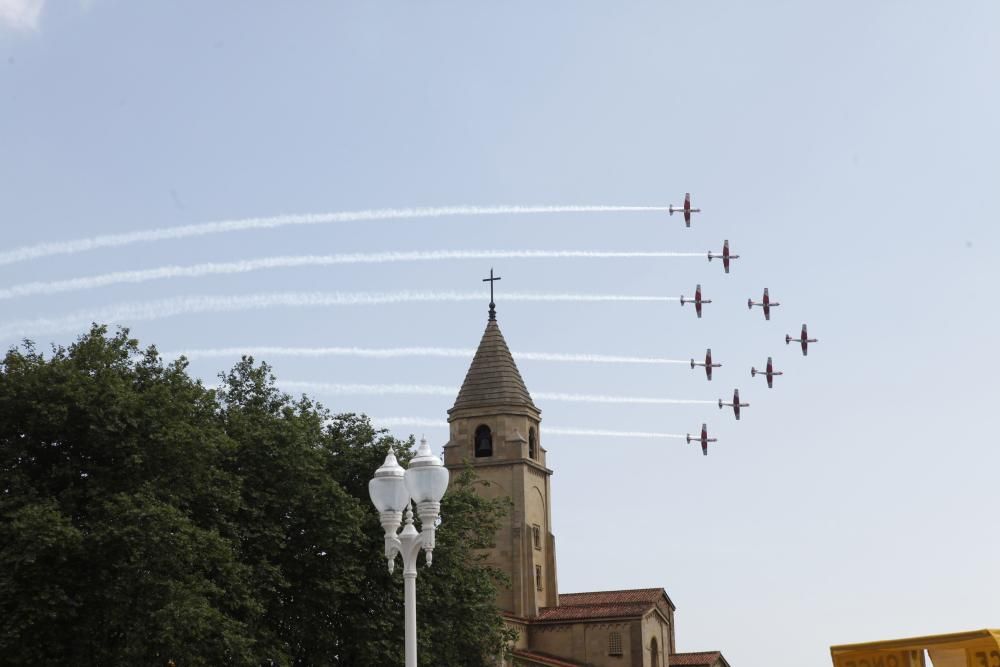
669,192,819,456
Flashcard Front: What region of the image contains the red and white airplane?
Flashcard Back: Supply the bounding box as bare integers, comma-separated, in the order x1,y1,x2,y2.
707,240,739,274
748,288,780,321
718,389,749,420
687,423,717,456
751,357,783,389
690,348,722,381
786,324,818,356
680,284,711,318
669,192,701,227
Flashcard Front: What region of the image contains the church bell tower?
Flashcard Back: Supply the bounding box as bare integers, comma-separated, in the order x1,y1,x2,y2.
443,282,558,618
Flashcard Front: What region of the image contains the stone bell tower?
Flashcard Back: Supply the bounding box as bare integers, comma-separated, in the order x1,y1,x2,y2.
443,280,558,618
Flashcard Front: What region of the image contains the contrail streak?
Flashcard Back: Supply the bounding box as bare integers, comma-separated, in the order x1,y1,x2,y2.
371,417,686,440
279,381,715,406
0,205,668,266
534,392,714,405
0,249,702,301
0,291,674,341
166,345,689,365
544,427,687,440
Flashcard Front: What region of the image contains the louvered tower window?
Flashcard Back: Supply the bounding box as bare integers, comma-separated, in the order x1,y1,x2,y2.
608,631,623,656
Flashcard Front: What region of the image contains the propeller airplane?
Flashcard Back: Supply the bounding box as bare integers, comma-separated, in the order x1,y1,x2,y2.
691,348,722,381
680,284,712,318
786,324,818,356
751,356,783,389
687,423,717,456
718,388,749,420
748,288,780,321
707,240,739,274
668,192,701,228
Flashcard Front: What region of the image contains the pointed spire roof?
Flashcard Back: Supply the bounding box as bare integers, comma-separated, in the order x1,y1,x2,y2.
449,318,539,417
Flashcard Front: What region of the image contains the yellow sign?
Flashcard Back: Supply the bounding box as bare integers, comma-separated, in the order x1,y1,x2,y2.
832,650,922,667
832,630,1000,667
967,647,1000,667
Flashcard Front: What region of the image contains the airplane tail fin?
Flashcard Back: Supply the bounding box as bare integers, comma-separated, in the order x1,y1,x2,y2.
751,367,757,377
747,299,753,310
690,359,696,369
785,335,792,344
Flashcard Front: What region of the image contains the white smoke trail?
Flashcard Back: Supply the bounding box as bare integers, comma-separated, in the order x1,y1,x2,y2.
533,392,715,405
284,382,455,398
371,417,686,440
279,381,714,406
0,205,668,266
367,417,450,429
0,291,675,341
516,351,687,365
544,427,686,440
173,346,480,360
166,345,688,365
0,249,702,301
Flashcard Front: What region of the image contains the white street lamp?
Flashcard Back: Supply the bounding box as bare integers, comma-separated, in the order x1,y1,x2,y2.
368,438,449,667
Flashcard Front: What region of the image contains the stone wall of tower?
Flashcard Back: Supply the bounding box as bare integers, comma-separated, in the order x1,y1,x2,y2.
445,406,558,618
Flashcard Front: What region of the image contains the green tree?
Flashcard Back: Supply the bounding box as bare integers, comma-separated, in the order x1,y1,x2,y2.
215,358,368,664
0,327,257,665
0,326,514,666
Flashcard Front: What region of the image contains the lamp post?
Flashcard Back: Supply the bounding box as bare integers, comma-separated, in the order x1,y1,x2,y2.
368,438,449,667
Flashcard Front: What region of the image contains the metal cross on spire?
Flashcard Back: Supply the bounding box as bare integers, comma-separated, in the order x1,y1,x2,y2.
482,268,502,321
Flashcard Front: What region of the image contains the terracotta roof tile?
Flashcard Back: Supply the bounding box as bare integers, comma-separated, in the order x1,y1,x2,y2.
535,602,654,622
449,319,538,415
670,651,726,666
558,587,676,611
560,587,665,607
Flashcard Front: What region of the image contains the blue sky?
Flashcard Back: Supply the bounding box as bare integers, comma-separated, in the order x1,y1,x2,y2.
2,2,999,665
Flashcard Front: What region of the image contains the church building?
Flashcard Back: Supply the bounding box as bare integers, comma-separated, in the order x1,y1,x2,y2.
442,302,733,667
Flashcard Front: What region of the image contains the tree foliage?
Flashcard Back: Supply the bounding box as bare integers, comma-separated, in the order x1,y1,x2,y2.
0,326,513,666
